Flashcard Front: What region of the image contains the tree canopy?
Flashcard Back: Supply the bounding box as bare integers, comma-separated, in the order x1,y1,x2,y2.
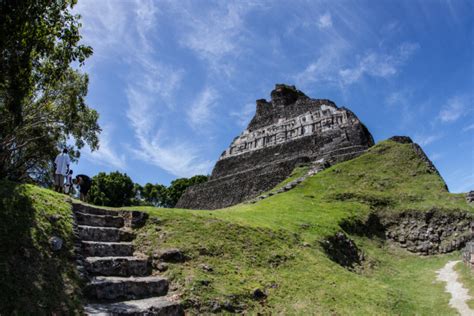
0,0,100,182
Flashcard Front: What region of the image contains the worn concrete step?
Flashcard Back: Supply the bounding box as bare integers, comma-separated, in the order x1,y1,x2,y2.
84,276,169,301
85,256,151,277
73,203,120,216
82,241,134,257
78,226,135,242
84,296,184,316
76,212,125,228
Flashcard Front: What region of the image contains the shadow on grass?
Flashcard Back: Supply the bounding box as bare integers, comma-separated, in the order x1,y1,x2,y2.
0,180,82,314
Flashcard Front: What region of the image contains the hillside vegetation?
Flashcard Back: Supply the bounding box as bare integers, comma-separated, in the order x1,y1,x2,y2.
1,140,472,314
0,181,83,314
130,140,472,314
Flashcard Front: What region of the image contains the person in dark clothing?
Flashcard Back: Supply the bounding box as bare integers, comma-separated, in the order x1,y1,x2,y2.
74,174,91,202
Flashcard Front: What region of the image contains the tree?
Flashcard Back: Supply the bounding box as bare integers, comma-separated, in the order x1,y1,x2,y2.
167,175,208,207
88,172,135,207
0,0,99,181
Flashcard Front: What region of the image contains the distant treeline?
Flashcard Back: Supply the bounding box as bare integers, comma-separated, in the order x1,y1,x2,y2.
87,171,208,208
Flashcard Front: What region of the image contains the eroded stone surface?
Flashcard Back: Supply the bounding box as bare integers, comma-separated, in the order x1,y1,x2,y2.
84,296,184,316
84,256,151,277
84,276,169,301
78,226,135,242
82,241,134,257
177,84,374,210
76,212,125,228
72,203,184,315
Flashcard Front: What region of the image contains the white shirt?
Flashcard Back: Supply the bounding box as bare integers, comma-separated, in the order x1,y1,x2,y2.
55,153,71,175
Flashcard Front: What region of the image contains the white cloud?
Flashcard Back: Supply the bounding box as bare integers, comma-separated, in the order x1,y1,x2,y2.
339,42,419,85
463,123,474,132
317,13,333,29
176,2,259,75
438,95,468,123
414,133,443,146
295,39,419,89
76,0,213,178
83,126,127,170
187,88,219,129
230,103,255,127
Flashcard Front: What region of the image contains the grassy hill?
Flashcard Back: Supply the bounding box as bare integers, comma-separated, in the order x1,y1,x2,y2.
0,181,83,314
129,139,472,314
1,139,472,314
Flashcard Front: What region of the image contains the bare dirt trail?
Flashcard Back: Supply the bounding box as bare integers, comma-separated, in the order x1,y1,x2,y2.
436,260,473,316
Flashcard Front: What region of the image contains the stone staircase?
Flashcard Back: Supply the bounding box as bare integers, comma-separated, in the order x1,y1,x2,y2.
72,203,183,315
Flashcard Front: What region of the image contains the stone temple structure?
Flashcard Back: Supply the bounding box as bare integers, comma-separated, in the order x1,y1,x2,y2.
176,84,374,210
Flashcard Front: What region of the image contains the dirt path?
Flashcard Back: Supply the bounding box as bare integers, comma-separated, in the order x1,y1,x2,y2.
436,260,473,316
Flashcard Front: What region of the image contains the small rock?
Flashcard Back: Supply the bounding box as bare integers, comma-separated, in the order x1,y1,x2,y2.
154,262,168,272
155,248,186,263
302,242,311,247
49,236,63,251
199,264,213,272
252,288,267,300
199,279,211,286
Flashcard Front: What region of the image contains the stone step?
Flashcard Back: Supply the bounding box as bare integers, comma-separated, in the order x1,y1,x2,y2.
84,276,169,301
85,256,151,277
84,296,184,316
78,226,135,242
74,203,120,216
82,241,134,257
76,212,125,228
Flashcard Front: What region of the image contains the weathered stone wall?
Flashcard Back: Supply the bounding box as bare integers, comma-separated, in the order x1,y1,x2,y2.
342,210,473,255
383,210,473,254
177,84,374,210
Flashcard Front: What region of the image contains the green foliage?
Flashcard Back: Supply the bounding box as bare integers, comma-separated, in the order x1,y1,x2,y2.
124,140,472,314
88,172,135,207
0,0,100,182
0,180,82,313
140,183,170,207
167,175,208,207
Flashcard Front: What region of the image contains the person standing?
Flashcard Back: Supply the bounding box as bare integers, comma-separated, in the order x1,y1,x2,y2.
75,174,91,202
54,148,70,193
64,169,74,194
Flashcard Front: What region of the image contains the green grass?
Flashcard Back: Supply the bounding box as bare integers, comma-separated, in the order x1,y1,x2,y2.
0,180,83,314
1,140,471,314
454,261,474,309
127,140,473,314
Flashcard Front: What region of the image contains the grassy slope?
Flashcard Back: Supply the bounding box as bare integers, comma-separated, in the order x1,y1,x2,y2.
0,181,82,314
129,140,473,314
454,262,474,309
1,140,471,314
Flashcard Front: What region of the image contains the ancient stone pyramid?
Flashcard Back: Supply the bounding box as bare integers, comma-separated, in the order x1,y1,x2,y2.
177,84,374,210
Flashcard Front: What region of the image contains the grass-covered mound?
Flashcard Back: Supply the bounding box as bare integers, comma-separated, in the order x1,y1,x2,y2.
129,140,473,314
0,140,471,314
0,181,82,314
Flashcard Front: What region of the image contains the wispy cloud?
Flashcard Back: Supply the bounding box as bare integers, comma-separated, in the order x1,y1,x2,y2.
187,87,219,129
463,123,474,132
317,13,333,29
83,126,127,170
295,41,419,88
438,95,469,123
338,42,419,85
76,0,214,178
176,2,256,75
230,102,255,128
414,133,443,146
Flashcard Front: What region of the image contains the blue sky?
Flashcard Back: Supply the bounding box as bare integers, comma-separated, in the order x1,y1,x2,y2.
73,0,473,193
